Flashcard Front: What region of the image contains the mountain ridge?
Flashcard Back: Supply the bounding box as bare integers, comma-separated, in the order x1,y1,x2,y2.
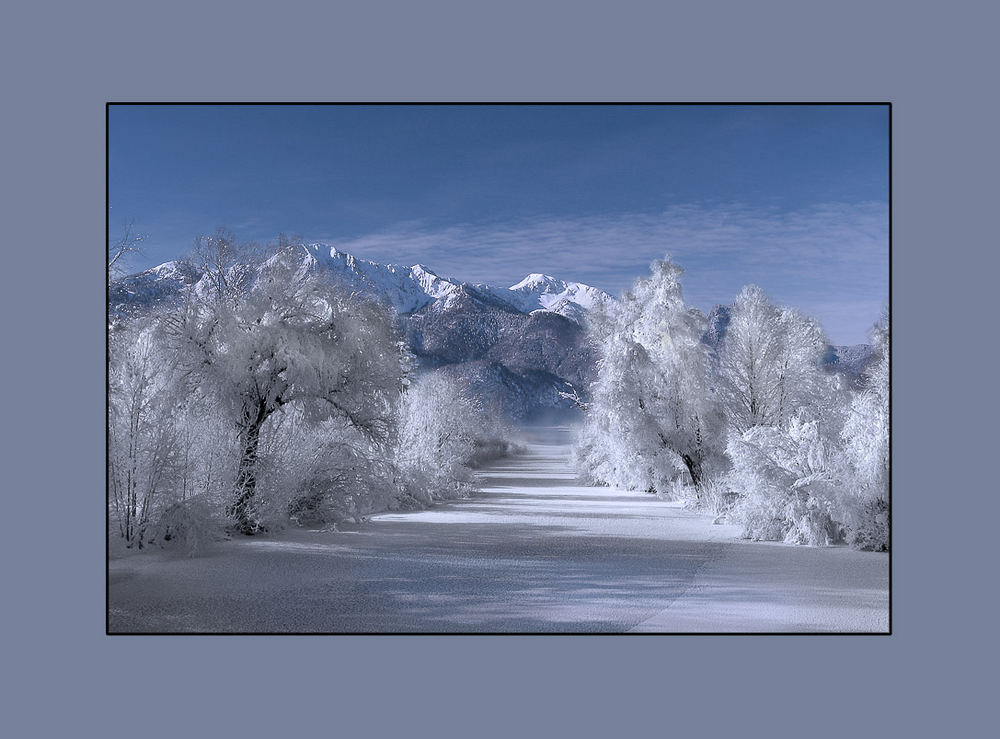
295,243,615,321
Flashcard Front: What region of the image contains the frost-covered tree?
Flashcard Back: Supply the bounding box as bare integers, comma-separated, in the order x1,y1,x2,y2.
108,220,146,282
109,311,239,550
727,412,844,545
108,317,181,547
395,371,483,502
265,407,402,528
166,246,405,534
840,310,890,550
718,285,833,433
140,388,237,553
576,258,725,498
715,285,857,543
169,392,237,505
187,227,260,302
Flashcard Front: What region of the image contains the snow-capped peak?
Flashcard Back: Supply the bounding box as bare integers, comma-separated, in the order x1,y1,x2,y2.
501,272,616,320
510,273,561,291
294,244,466,314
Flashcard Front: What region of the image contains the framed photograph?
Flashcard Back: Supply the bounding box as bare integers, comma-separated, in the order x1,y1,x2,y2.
107,103,889,634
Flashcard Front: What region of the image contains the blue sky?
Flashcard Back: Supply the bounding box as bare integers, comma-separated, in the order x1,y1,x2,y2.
109,104,888,344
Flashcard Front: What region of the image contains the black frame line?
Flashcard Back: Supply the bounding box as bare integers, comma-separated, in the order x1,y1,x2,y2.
106,101,892,637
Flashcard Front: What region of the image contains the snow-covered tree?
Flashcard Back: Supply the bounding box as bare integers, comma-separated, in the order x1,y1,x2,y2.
396,371,483,502
110,310,239,550
714,285,859,543
141,389,237,553
576,258,725,498
187,227,260,302
727,412,844,545
840,310,890,550
169,391,237,506
263,407,402,528
108,317,182,547
166,246,405,534
107,220,146,282
718,285,833,434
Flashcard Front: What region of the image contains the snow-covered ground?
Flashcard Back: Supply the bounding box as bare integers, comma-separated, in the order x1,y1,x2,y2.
108,426,888,633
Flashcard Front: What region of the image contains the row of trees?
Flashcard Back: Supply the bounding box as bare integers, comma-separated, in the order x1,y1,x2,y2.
109,232,506,551
574,258,889,550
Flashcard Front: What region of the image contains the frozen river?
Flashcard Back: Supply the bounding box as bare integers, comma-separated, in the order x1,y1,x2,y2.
108,426,889,633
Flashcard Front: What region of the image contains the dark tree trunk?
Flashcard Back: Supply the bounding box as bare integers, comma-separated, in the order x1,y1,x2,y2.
680,453,702,490
227,399,269,535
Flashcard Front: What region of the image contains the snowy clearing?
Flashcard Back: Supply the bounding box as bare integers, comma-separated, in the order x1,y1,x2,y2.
108,426,888,633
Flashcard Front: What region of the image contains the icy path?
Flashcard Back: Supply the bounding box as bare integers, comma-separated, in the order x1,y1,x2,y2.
108,426,888,633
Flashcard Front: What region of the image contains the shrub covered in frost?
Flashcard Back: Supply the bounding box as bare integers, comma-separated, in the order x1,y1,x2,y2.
839,312,890,550
395,372,482,502
148,496,226,555
727,415,845,546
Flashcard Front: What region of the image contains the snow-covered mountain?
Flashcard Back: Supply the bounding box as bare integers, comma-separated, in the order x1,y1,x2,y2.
483,272,616,323
108,260,202,320
292,244,465,314
295,244,615,321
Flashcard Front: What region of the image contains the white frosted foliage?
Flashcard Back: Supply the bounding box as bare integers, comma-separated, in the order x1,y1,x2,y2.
575,258,725,500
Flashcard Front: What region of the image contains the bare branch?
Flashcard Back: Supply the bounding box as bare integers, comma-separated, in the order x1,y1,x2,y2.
108,220,146,279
